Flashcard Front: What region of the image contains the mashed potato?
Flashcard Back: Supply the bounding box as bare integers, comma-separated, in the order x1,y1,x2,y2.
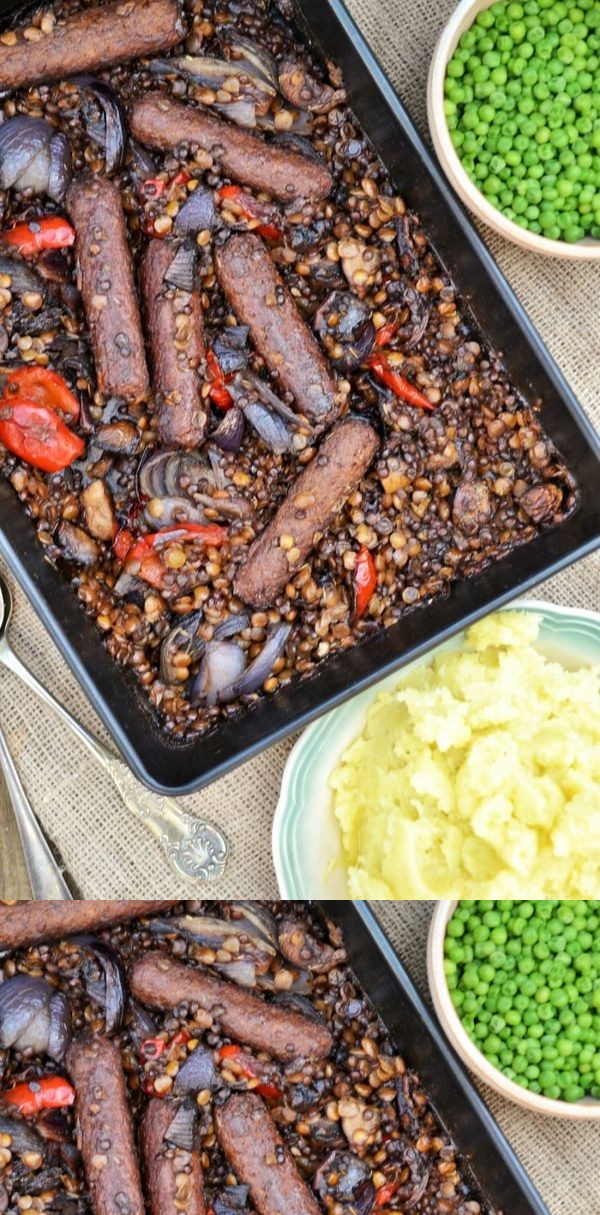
329,611,600,897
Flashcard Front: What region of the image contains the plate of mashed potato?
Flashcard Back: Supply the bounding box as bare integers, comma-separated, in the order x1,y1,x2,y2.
273,601,600,898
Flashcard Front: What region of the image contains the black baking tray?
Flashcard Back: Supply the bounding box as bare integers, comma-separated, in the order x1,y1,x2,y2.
0,0,599,793
327,901,550,1215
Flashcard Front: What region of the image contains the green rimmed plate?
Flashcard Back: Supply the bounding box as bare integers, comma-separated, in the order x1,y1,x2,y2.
273,599,600,898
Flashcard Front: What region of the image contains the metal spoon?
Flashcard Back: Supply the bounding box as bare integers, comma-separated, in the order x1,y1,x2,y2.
0,573,229,884
0,721,74,898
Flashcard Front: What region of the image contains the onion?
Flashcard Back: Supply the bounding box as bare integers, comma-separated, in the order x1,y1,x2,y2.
226,34,279,89
175,188,216,236
0,116,72,200
214,958,258,987
127,998,159,1047
47,993,72,1062
144,495,207,531
228,903,278,948
214,1186,250,1215
0,976,71,1060
72,936,126,1034
71,76,126,174
242,371,311,432
213,613,250,640
211,407,245,453
191,640,247,707
215,99,257,128
138,449,216,500
208,623,291,705
213,327,250,376
0,252,46,297
244,402,294,454
47,134,73,203
164,240,197,293
0,1113,46,1157
165,1098,197,1150
174,1045,216,1095
159,610,204,685
128,137,158,183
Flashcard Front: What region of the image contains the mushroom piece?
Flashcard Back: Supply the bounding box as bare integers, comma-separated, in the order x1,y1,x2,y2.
278,57,346,113
278,916,346,973
337,240,381,296
452,478,493,536
81,479,115,541
57,522,99,566
337,1099,381,1150
519,483,563,523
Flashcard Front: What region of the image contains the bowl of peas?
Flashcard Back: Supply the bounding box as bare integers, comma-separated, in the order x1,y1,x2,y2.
427,0,600,258
428,901,600,1118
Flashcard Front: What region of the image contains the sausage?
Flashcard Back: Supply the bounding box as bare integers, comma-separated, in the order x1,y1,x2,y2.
215,234,338,428
142,1099,205,1215
0,901,176,952
67,1037,145,1215
234,417,379,608
129,95,332,204
129,952,332,1062
67,177,150,403
0,0,184,92
141,240,208,448
216,1094,322,1215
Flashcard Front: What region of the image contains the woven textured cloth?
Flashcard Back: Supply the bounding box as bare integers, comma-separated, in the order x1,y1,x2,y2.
374,902,600,1215
0,0,598,897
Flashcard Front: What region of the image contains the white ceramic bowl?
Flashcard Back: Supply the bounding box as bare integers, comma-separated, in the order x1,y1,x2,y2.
428,900,600,1119
427,0,600,260
273,599,600,897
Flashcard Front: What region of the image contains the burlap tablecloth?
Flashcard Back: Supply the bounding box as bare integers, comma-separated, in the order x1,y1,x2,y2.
0,0,598,896
375,902,600,1215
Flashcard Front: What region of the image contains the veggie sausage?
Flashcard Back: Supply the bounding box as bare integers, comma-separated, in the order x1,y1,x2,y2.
234,417,379,608
0,901,176,952
215,234,338,428
216,1094,322,1215
67,1037,145,1215
129,94,332,204
141,240,208,448
0,0,184,92
142,1099,205,1215
67,177,150,404
129,952,332,1062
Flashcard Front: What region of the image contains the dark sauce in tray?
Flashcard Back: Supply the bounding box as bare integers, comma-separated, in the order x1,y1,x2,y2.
0,0,577,738
0,902,493,1215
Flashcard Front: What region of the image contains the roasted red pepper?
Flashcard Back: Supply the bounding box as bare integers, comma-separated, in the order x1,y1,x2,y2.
113,527,134,563
374,319,400,348
2,217,75,257
375,1181,400,1207
353,545,377,621
2,366,80,420
140,1037,166,1061
366,352,434,411
0,400,84,473
206,349,234,411
125,522,227,588
218,184,283,242
141,170,191,202
2,1077,75,1115
218,1044,283,1102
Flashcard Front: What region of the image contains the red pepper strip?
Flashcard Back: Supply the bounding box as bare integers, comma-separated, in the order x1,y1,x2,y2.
125,522,228,589
141,177,166,201
2,1077,75,1116
2,366,80,420
171,1030,191,1046
0,400,84,473
375,1181,400,1207
353,545,377,621
140,1037,166,1061
366,352,434,411
113,527,134,563
207,349,234,411
218,1044,283,1102
218,184,283,242
2,217,75,257
374,319,400,347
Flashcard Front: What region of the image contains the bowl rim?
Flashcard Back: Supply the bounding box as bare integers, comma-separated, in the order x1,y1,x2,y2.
273,596,600,899
427,900,600,1119
427,0,600,261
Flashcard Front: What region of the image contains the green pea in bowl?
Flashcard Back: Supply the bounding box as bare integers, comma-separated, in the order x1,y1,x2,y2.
428,901,600,1118
427,0,600,259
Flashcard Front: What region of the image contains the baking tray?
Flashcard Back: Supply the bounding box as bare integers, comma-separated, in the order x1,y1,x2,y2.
0,0,599,794
326,901,550,1215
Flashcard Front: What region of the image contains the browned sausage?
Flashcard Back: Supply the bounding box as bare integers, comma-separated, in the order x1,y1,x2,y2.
234,417,379,607
129,952,332,1062
67,1037,145,1215
215,234,338,429
0,901,176,952
216,1094,322,1215
140,240,208,448
142,1099,205,1215
67,177,149,403
129,94,332,204
0,0,184,92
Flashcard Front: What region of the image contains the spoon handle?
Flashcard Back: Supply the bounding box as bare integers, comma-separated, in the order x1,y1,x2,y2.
0,721,73,899
0,644,229,883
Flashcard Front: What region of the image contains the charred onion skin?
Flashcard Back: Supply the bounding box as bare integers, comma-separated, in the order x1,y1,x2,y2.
216,1093,324,1215
129,94,333,204
67,177,150,403
67,1037,145,1215
142,1098,205,1215
129,951,333,1062
215,234,339,430
234,418,379,608
141,240,208,449
0,0,184,92
0,901,176,952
